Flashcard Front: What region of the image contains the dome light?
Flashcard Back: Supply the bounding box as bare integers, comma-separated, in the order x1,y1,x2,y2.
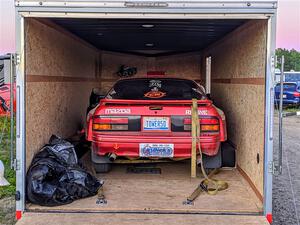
145,43,154,47
142,24,154,28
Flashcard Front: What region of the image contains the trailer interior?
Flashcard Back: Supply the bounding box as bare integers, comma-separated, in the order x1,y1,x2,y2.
24,17,267,216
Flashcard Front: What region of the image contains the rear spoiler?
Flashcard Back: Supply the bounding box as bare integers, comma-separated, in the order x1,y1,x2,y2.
100,99,212,106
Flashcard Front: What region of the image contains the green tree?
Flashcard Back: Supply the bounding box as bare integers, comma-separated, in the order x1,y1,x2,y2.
276,48,300,71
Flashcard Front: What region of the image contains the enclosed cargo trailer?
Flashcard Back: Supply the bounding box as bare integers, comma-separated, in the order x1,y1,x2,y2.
14,0,277,224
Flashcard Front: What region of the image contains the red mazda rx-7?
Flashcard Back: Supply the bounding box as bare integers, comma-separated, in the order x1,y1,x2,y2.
86,77,227,172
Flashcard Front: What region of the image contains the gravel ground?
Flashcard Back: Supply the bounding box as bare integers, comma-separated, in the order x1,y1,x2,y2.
273,115,300,225
0,197,16,225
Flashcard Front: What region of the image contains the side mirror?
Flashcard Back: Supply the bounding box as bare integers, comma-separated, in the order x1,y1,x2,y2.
206,94,212,100
89,88,105,107
87,88,105,115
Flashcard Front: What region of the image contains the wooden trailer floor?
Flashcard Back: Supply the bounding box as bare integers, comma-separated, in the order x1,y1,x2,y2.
17,212,269,225
27,162,263,214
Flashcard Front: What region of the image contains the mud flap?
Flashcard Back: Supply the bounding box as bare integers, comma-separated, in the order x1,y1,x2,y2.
202,147,222,169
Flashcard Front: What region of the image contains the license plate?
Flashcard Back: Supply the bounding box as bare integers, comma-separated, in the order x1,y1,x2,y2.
139,143,174,157
143,117,169,131
283,94,287,98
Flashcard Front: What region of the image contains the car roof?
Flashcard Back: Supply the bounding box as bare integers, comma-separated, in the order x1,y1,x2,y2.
276,81,300,85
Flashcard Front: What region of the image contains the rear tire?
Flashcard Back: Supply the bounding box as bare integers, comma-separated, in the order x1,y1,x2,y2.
91,150,112,173
93,163,112,173
221,142,236,167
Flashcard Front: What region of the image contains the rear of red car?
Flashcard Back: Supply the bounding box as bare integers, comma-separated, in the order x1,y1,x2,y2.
0,84,15,116
86,78,226,166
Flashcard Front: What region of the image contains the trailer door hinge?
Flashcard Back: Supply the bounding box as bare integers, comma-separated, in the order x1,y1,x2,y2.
13,159,20,171
269,161,282,175
13,53,20,66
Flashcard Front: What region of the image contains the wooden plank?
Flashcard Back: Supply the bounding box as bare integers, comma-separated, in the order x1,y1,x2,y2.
237,166,263,203
27,163,263,214
201,20,267,196
17,212,269,225
25,18,101,168
35,18,100,53
26,75,100,83
212,78,265,85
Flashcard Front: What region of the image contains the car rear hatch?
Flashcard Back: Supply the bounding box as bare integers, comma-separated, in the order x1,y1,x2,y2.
94,99,220,135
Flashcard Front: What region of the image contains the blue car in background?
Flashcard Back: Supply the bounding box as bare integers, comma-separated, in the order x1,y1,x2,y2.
275,82,300,106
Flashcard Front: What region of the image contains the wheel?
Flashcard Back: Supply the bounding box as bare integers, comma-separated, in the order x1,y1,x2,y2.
91,150,112,173
221,142,236,167
93,163,112,173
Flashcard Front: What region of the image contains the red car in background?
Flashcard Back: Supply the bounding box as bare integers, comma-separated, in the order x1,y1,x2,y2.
86,77,227,172
0,84,15,116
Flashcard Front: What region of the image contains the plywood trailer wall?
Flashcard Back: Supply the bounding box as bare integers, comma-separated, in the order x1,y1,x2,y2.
100,52,202,93
201,20,267,198
100,51,149,93
25,18,101,168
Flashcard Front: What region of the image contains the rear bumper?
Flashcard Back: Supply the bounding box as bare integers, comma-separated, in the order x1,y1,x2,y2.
92,134,220,157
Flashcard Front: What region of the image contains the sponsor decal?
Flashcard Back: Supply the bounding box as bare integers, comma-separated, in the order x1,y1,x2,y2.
105,108,131,114
185,109,208,115
144,87,166,98
139,143,174,158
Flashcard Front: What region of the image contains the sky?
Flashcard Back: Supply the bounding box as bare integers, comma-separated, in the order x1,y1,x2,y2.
0,0,300,54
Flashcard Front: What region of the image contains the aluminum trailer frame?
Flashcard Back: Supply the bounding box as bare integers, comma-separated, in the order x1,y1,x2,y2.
14,0,277,221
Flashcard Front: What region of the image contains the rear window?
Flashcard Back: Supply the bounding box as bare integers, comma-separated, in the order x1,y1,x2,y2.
106,78,206,100
275,83,297,91
285,74,300,82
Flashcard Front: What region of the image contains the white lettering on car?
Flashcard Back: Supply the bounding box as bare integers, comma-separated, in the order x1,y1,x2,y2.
185,109,208,115
105,108,131,114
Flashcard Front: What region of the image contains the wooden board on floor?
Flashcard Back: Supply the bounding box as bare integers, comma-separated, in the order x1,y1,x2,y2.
17,212,269,225
27,162,263,214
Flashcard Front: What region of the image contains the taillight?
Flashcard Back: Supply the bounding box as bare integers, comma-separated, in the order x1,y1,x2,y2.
293,92,300,97
94,117,129,124
93,117,129,131
183,117,219,132
201,124,219,131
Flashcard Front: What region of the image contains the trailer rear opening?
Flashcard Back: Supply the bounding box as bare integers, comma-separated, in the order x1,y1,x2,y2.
14,1,277,224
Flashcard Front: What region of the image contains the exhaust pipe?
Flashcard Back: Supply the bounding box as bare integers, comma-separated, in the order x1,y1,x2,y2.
108,153,117,162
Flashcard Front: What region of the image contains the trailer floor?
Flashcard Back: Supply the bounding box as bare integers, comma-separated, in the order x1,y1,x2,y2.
27,162,263,214
17,212,269,225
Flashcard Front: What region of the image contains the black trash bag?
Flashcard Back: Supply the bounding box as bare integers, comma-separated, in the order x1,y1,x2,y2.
26,135,101,206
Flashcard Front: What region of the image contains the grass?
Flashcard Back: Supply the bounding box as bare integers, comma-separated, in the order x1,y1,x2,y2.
0,116,16,225
0,116,16,199
284,106,300,113
274,105,300,114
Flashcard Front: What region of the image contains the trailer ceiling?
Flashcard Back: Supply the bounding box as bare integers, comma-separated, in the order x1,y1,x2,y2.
51,19,247,56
